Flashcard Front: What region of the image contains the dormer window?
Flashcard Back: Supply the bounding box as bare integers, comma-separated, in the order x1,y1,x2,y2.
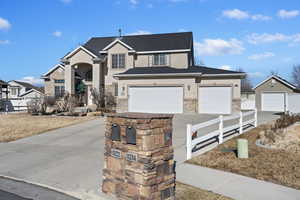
112,54,126,69
153,54,166,66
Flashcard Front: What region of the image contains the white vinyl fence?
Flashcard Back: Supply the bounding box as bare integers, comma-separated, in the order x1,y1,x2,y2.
287,94,300,114
186,109,257,160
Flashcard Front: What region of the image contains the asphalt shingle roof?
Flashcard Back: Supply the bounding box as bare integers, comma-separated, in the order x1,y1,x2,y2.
0,80,7,85
114,66,243,76
13,81,44,93
83,32,193,56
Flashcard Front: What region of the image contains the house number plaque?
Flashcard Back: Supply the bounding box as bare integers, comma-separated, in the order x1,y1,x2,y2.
126,152,137,162
111,149,121,159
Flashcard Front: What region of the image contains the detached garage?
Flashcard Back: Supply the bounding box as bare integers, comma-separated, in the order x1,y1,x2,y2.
254,75,300,112
128,86,183,114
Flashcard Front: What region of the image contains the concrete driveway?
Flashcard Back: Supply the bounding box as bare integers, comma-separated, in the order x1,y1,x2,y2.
0,111,279,199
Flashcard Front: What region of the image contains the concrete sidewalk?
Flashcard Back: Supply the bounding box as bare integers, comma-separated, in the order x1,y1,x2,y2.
177,163,300,200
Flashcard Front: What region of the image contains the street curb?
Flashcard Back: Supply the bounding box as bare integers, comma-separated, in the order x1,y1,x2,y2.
0,175,82,200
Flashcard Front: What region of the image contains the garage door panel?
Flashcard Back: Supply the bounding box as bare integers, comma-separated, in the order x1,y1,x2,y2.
129,87,183,114
198,87,232,114
262,93,285,112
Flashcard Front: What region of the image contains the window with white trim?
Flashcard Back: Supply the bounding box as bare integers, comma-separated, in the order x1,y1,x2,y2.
112,54,126,68
153,54,167,66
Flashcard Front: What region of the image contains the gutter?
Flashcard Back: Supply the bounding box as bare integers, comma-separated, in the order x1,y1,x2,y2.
201,73,246,77
113,72,203,78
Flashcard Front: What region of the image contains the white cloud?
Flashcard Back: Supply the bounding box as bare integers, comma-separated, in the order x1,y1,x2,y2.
278,9,299,19
248,52,275,60
61,0,72,3
219,65,232,70
18,76,43,86
222,9,271,21
0,40,10,45
127,30,152,35
247,33,288,44
194,38,245,56
129,0,138,5
251,14,272,21
247,33,300,45
0,17,11,31
53,31,62,37
222,9,250,20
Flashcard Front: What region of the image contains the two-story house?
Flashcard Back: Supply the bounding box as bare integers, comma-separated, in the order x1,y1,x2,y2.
42,32,245,114
3,81,44,111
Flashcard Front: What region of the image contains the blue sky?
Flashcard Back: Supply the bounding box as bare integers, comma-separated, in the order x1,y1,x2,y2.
0,0,300,86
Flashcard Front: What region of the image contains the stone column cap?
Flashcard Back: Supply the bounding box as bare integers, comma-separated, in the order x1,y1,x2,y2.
106,112,174,119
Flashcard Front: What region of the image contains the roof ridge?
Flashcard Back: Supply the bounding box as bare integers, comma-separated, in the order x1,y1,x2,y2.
89,32,193,39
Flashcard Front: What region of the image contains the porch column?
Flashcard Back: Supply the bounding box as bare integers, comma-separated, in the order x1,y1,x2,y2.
92,63,100,92
65,64,75,95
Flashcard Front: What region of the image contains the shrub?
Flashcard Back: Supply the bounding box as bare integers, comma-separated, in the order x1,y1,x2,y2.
271,113,300,132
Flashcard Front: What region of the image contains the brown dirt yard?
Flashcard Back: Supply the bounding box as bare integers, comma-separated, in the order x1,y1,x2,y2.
0,113,97,142
176,182,233,200
187,125,300,190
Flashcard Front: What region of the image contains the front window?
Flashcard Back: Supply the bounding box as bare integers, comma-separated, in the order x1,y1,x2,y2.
153,54,167,66
55,86,65,98
11,88,18,96
112,54,126,69
54,79,65,84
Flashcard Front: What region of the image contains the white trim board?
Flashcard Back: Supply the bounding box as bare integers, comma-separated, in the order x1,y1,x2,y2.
63,46,98,59
102,39,134,51
42,64,65,77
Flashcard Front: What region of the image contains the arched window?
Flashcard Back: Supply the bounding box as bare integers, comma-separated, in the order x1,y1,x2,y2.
126,126,136,145
111,124,121,141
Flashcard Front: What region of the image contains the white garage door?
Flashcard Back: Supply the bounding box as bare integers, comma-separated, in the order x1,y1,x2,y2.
128,86,183,114
262,93,285,112
198,87,232,114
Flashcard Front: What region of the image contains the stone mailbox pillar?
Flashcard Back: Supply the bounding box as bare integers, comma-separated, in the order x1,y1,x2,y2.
102,113,175,200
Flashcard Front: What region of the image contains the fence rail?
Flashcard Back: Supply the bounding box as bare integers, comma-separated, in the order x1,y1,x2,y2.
186,109,257,160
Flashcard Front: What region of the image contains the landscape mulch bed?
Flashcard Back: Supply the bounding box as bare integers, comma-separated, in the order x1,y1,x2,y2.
176,182,233,200
187,125,300,190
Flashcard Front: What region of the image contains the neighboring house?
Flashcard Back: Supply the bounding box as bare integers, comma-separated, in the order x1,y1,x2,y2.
0,80,8,110
254,75,300,112
43,32,245,114
0,80,8,100
4,81,44,111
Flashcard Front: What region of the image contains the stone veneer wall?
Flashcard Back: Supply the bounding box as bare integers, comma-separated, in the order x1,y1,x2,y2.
183,99,197,113
102,113,176,200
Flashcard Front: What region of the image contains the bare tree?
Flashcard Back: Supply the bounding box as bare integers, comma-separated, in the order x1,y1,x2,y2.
236,68,253,92
90,87,105,110
292,65,300,88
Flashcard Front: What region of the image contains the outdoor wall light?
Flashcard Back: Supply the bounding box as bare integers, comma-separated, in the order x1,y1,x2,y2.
187,85,191,91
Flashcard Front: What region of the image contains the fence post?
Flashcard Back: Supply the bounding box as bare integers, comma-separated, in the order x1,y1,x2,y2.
218,115,224,144
239,111,243,134
254,108,258,127
186,124,192,160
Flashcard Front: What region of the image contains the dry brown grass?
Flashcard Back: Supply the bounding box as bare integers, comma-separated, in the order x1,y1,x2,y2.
176,182,233,200
0,113,97,142
188,125,300,190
